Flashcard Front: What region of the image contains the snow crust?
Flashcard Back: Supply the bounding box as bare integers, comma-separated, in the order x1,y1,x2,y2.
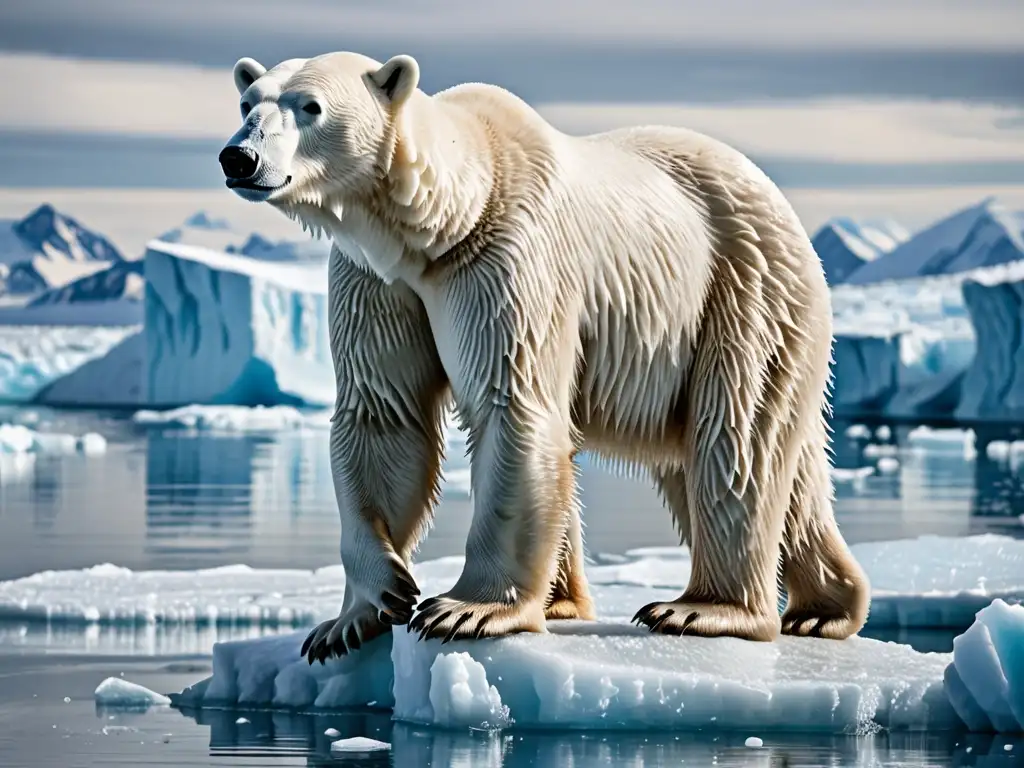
2,535,1019,632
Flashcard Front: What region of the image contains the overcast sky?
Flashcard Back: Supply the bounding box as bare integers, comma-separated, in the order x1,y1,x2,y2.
0,0,1021,239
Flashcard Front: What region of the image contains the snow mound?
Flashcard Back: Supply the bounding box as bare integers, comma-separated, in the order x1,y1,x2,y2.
812,217,908,285
944,599,1024,733
133,404,332,433
143,240,333,408
94,677,170,709
845,198,1024,286
172,623,961,734
2,535,1019,631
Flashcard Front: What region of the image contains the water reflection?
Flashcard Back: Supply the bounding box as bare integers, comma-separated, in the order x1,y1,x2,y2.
173,706,1024,768
1,413,1022,585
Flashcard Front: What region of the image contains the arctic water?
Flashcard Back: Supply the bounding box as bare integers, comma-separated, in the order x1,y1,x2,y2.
0,406,1022,767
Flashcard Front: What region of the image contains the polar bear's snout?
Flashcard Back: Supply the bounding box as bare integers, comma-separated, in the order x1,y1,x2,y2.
219,146,260,181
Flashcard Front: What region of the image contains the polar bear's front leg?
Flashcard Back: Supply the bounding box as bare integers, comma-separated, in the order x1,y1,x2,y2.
408,400,577,641
302,250,449,664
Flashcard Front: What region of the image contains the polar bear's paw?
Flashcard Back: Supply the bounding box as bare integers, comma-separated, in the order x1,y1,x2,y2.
544,596,596,621
632,599,781,642
407,595,547,643
301,601,394,665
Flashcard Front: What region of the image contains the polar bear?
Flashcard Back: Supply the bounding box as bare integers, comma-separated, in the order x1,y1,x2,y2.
219,51,871,664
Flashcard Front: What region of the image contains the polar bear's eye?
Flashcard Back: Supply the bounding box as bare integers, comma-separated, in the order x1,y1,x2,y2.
302,101,322,116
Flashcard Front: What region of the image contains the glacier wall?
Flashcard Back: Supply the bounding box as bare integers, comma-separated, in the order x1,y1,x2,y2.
144,241,334,408
956,264,1024,421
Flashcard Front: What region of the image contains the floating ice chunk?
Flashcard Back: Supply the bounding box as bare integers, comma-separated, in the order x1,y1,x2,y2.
845,424,871,439
324,727,341,738
944,599,1024,733
863,443,898,458
77,432,107,456
93,677,170,709
877,457,900,474
330,737,391,753
235,717,249,724
0,422,106,456
745,736,764,748
875,425,892,440
173,622,964,733
830,466,874,483
133,404,332,432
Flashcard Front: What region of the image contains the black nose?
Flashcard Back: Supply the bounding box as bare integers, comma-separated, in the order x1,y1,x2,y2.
218,146,260,179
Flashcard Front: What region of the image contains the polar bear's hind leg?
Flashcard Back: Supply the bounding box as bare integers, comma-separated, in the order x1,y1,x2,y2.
780,415,871,639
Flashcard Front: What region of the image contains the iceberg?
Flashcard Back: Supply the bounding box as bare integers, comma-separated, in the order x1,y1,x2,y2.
169,555,1024,734
830,332,900,413
844,198,1024,286
811,217,908,285
956,261,1024,421
172,623,963,734
944,600,1024,733
143,240,334,408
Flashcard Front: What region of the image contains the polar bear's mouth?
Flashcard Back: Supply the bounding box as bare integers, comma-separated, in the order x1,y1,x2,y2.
226,176,293,192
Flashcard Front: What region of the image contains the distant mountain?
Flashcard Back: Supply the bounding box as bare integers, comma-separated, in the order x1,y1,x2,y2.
812,218,910,285
844,198,1024,286
227,233,331,263
29,259,145,307
0,204,123,295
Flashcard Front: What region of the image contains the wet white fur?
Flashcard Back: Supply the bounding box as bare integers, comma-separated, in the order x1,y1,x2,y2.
227,51,870,651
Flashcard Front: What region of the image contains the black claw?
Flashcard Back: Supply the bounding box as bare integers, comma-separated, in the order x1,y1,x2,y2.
632,603,657,625
648,609,675,633
473,614,493,640
417,597,442,614
379,610,394,625
382,592,413,614
301,631,315,658
422,609,453,640
442,613,474,644
810,618,827,638
680,610,700,634
345,625,361,651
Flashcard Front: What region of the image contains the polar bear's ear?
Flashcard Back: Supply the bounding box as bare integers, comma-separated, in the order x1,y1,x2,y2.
367,55,420,109
233,57,267,95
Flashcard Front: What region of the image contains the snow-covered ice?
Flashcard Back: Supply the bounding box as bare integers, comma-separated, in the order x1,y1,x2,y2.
173,621,962,734
143,240,333,408
93,677,170,709
2,535,1019,633
0,324,139,403
944,600,1024,733
166,550,1024,734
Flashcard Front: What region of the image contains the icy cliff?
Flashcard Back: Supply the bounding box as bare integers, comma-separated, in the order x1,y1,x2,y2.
143,240,333,408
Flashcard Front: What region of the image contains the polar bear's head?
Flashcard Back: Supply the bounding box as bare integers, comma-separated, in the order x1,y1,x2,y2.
219,52,420,207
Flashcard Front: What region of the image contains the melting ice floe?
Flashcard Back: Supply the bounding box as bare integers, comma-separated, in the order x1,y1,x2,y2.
1,535,1020,633
170,602,1024,733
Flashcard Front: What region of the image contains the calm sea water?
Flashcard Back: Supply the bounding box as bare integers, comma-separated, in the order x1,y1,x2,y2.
0,405,1022,767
